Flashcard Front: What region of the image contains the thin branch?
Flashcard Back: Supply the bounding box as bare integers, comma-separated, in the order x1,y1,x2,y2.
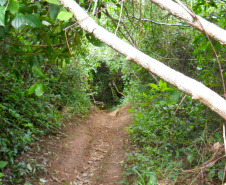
104,9,135,46
115,1,124,35
173,94,186,116
4,0,10,12
92,0,98,15
223,124,226,154
123,5,136,30
112,81,125,96
132,16,190,27
148,71,159,84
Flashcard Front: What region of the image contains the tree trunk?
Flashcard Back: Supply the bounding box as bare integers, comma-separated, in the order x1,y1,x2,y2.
150,0,226,45
60,0,226,120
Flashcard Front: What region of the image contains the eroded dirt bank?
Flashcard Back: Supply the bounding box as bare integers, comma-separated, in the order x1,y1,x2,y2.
29,104,132,185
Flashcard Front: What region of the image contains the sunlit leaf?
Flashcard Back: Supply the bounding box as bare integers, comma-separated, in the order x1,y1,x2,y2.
24,181,32,185
11,13,26,30
49,4,60,20
57,11,73,20
32,65,45,77
148,83,159,90
128,109,136,113
27,163,32,171
39,178,48,183
0,0,7,6
28,84,37,95
25,14,42,28
35,83,44,96
62,60,66,68
0,161,8,168
0,6,5,26
8,0,19,14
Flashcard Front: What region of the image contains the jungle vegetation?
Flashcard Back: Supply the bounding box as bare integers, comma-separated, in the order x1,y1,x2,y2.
0,0,226,184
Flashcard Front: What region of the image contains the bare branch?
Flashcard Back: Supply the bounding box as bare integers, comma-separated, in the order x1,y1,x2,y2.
132,16,190,27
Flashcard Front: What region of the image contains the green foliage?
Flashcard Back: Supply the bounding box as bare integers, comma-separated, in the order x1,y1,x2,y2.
86,33,105,47
88,61,124,108
0,0,225,184
0,63,90,183
0,161,8,182
123,77,224,184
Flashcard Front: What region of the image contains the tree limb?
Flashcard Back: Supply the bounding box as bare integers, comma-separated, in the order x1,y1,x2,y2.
59,0,226,120
149,0,226,45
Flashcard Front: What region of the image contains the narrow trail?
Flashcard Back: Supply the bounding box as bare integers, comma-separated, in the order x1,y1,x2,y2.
29,104,132,185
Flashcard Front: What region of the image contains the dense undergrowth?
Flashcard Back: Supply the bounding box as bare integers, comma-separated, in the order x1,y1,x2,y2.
122,79,225,184
0,64,90,184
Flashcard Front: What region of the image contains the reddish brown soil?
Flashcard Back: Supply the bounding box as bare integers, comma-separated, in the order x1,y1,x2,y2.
27,104,132,185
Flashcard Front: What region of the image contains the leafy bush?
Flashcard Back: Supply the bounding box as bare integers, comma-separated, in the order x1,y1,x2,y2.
0,63,90,183
124,80,224,184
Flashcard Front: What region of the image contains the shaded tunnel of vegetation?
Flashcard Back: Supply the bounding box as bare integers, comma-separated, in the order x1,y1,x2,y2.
89,61,124,109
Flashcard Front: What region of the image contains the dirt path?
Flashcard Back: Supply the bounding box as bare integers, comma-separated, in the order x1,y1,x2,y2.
29,104,132,185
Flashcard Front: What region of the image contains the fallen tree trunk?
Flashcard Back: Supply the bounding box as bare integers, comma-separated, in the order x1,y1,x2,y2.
149,0,226,45
59,0,226,120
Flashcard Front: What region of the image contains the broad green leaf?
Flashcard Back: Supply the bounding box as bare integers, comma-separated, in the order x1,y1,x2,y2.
35,83,44,96
62,60,66,68
86,33,104,47
142,92,148,98
160,82,170,91
0,0,7,6
208,170,215,180
0,6,5,26
218,170,224,181
128,109,136,113
28,84,37,95
0,161,8,168
159,80,163,87
11,13,26,30
25,14,42,28
42,20,51,26
34,1,41,8
0,172,3,178
148,83,159,90
137,112,143,119
8,0,19,14
45,0,61,5
32,65,45,77
57,11,73,21
49,4,60,20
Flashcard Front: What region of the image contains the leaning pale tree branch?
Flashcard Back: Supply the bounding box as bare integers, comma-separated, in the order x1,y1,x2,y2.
149,0,226,45
174,0,226,95
59,0,226,120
